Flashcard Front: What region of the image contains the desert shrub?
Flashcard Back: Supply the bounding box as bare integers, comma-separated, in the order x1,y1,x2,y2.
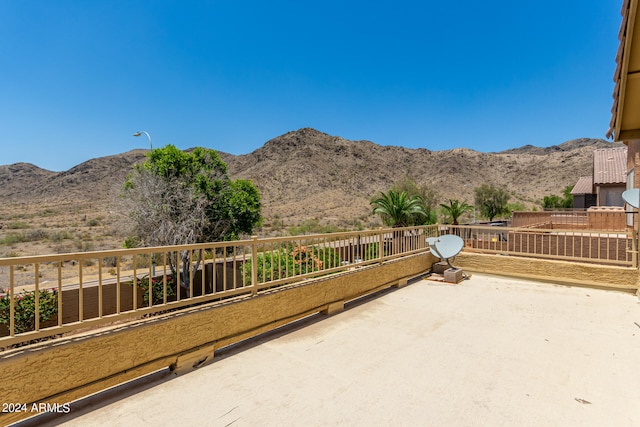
123,236,140,249
288,219,345,235
78,231,92,240
1,233,28,245
53,244,74,254
6,222,29,229
102,256,119,267
74,240,94,252
26,229,49,241
133,254,151,269
0,289,58,334
49,231,73,242
87,219,100,227
269,214,285,232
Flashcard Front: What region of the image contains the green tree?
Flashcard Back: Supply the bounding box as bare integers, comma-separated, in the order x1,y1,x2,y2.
439,199,473,225
391,177,440,224
475,184,510,221
506,201,526,215
562,185,574,208
123,145,262,294
543,195,563,209
370,190,427,227
542,185,574,209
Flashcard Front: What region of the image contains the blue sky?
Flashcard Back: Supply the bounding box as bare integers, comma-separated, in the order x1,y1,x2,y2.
0,1,622,171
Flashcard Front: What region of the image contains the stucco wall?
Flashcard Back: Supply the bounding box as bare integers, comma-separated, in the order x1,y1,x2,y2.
0,253,433,425
455,252,638,292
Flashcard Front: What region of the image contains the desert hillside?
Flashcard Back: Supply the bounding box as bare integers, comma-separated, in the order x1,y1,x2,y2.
0,128,622,256
223,128,619,225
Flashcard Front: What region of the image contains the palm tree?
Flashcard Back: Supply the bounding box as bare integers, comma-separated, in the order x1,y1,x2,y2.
371,190,427,227
440,199,473,225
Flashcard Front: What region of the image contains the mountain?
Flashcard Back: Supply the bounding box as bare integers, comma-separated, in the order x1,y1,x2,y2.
498,138,614,155
0,128,624,231
0,150,148,204
223,129,621,225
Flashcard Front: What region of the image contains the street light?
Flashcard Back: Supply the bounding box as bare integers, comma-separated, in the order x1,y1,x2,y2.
133,130,154,276
133,131,152,151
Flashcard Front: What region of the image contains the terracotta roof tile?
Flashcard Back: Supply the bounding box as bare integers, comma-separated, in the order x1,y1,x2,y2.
570,176,594,195
593,147,627,185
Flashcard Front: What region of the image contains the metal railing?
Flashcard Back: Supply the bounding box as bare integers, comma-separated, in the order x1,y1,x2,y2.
2,221,636,348
0,226,437,347
443,224,636,267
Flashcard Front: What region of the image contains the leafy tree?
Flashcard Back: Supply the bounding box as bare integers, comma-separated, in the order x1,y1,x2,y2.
542,185,574,209
391,177,440,224
370,190,427,227
123,145,262,294
542,195,563,209
506,201,526,215
475,184,510,221
562,185,574,208
439,199,473,225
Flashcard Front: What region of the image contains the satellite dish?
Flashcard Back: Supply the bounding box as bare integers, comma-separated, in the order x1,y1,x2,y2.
622,188,640,208
428,234,464,269
426,237,442,258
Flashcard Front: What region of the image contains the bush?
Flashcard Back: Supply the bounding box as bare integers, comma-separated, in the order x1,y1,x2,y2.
123,236,140,249
49,230,73,242
6,222,29,229
244,244,341,284
0,233,27,245
26,229,49,241
133,276,177,306
102,256,119,267
0,289,59,334
287,219,347,235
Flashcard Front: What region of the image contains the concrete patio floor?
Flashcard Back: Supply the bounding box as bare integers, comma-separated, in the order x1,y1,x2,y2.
23,273,640,426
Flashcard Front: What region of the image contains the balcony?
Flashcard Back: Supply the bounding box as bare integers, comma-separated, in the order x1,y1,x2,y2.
21,273,640,426
1,224,639,425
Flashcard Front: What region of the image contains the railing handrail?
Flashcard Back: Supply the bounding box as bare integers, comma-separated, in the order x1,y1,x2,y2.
0,225,427,265
0,225,437,347
1,222,635,348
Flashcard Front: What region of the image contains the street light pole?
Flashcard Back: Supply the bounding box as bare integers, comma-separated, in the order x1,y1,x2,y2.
133,130,155,276
133,131,152,151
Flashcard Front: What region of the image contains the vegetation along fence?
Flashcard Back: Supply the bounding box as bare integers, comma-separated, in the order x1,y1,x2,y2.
0,226,437,347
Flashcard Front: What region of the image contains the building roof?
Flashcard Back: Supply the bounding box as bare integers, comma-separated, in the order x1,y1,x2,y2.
608,0,640,142
593,147,628,185
570,176,594,195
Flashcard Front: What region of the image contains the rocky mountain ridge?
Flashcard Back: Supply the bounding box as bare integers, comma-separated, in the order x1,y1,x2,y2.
0,128,623,228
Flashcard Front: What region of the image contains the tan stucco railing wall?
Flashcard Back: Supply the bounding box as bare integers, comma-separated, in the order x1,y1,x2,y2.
455,252,638,292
